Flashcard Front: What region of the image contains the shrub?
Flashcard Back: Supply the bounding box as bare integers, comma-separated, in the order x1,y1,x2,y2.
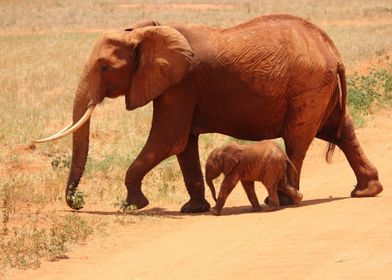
347,64,392,125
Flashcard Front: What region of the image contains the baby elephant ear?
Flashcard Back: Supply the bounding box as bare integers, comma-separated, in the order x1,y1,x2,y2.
222,150,242,175
125,26,194,110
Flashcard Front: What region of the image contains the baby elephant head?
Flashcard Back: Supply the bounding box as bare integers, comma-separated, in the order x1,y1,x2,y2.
205,144,242,201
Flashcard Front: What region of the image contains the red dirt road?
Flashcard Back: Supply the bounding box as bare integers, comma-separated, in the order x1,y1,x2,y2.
10,112,392,280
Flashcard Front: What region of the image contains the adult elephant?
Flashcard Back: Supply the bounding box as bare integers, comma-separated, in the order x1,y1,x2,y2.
33,15,383,212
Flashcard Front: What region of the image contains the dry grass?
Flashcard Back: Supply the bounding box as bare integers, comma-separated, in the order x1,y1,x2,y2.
1,0,392,31
1,0,392,273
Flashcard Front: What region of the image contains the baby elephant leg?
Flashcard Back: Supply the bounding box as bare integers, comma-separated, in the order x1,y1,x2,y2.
241,181,261,212
210,176,239,216
264,183,280,211
279,181,303,205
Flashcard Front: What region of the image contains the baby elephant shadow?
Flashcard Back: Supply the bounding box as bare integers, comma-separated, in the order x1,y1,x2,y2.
214,196,350,216
300,196,351,207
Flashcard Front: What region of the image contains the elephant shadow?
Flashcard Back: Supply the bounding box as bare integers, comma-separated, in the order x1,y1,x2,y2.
63,207,190,219
63,196,351,217
217,196,351,216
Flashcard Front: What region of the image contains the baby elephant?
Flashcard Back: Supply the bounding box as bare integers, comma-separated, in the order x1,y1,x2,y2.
205,141,303,215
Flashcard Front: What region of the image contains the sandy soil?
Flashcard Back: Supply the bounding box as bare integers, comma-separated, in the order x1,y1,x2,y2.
7,111,392,280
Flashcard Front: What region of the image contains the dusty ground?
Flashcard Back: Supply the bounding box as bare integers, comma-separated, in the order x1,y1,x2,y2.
7,111,392,280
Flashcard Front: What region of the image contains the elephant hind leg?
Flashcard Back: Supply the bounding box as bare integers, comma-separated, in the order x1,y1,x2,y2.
317,114,383,197
263,127,315,206
278,178,303,205
264,130,315,207
264,182,280,211
283,122,320,191
277,86,336,204
241,181,261,212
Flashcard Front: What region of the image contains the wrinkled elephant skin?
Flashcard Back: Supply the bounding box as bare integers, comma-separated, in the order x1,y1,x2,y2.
47,15,381,212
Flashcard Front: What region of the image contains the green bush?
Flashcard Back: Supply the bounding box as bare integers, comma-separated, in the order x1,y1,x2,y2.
51,155,71,172
347,64,392,126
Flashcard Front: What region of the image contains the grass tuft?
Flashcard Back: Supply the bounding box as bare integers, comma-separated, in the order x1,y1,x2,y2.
0,213,95,270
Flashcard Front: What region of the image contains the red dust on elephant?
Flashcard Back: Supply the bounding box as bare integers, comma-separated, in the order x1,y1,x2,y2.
33,15,383,212
205,141,303,216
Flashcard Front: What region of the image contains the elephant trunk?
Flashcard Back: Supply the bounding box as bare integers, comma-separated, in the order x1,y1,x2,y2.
206,177,217,202
65,76,92,209
205,165,219,202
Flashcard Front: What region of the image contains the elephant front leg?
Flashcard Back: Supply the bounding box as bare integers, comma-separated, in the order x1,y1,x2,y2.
124,142,168,209
125,89,199,211
337,116,383,197
210,176,239,216
177,134,210,213
125,109,191,209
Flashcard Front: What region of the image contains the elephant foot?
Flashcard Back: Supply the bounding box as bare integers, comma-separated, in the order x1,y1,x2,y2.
293,192,303,205
180,198,210,213
209,206,221,216
264,205,280,211
126,190,149,210
251,205,262,212
264,190,294,206
351,180,383,197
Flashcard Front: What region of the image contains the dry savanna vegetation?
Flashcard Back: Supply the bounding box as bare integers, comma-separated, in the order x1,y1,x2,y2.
1,0,392,277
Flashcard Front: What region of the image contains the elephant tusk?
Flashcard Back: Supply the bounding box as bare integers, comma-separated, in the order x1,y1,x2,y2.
32,105,96,144
52,122,73,137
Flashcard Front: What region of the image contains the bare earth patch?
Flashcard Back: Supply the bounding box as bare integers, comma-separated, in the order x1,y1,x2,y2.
0,145,50,177
348,51,392,75
0,162,48,177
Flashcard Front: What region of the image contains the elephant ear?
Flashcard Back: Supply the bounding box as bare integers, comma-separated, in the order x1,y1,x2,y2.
221,150,243,176
126,26,194,110
124,20,160,31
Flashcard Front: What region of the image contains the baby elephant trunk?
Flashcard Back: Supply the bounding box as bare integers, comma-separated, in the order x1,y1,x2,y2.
205,153,221,202
206,177,217,202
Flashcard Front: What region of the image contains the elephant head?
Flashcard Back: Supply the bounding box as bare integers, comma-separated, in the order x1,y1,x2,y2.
205,144,242,202
32,25,194,209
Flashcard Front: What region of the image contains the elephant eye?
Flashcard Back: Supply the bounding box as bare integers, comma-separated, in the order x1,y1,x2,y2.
100,64,109,72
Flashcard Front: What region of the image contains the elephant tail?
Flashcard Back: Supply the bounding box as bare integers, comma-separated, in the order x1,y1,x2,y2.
326,64,347,163
336,64,347,139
